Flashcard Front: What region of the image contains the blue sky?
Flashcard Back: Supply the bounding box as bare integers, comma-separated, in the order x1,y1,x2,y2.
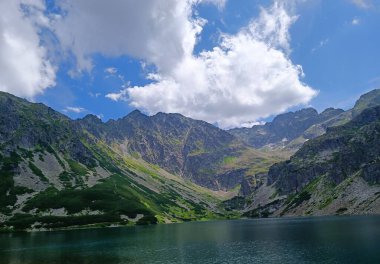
1,0,379,128
290,0,380,111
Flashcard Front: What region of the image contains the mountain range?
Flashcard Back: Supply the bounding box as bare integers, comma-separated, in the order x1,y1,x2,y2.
229,89,380,152
0,89,379,231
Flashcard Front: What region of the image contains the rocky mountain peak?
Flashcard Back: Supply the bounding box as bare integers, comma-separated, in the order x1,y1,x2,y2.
320,107,344,117
353,89,380,116
80,114,103,124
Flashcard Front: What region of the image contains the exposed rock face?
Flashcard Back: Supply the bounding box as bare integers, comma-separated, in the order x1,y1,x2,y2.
229,90,380,153
110,111,238,179
267,106,380,194
229,107,344,149
0,91,279,198
236,106,380,217
352,89,380,116
2,88,380,229
76,110,276,190
299,89,380,143
0,91,239,230
235,91,380,217
0,92,97,167
0,94,69,148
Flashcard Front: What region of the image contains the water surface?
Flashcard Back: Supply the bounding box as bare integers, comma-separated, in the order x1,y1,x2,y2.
0,216,379,263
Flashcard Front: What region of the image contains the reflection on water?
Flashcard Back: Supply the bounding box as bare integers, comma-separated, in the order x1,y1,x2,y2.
0,216,379,264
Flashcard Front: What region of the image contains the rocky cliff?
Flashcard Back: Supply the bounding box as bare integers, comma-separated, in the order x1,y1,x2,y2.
242,105,380,217
2,88,380,230
229,107,344,151
75,109,282,190
0,91,280,230
230,90,380,153
0,92,235,230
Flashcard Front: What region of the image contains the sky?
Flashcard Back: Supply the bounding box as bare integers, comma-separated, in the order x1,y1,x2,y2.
0,0,379,128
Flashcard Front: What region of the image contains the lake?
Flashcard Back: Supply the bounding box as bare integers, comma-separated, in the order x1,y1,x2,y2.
0,216,379,263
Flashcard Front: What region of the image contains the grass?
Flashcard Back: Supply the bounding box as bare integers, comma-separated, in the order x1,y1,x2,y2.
0,134,226,230
3,214,125,231
282,191,311,214
67,159,88,176
122,156,164,183
220,148,287,177
17,171,217,229
28,161,48,182
23,178,152,216
0,152,22,213
223,156,237,165
290,191,311,207
318,197,333,210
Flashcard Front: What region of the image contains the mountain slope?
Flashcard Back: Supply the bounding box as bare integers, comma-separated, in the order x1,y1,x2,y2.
242,105,380,217
229,89,380,153
228,107,344,151
3,89,379,229
287,89,380,150
0,92,231,231
76,110,283,190
352,89,380,116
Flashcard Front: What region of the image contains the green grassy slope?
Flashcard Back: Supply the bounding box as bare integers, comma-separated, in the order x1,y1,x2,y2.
0,92,236,231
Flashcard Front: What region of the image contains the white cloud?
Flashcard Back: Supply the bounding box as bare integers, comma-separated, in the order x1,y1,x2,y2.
89,92,101,98
127,1,317,128
0,0,55,98
352,18,360,25
351,0,373,9
240,121,266,128
63,106,86,113
311,38,329,53
54,0,317,128
96,113,104,120
52,0,208,74
105,90,128,102
202,0,226,10
104,67,118,75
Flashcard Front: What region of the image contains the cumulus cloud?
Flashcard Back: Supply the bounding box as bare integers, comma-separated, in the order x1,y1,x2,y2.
63,106,86,113
113,1,316,128
52,0,208,74
53,0,316,128
105,90,128,102
0,0,55,98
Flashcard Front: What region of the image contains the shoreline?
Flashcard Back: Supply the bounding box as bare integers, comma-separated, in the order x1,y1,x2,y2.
2,213,379,234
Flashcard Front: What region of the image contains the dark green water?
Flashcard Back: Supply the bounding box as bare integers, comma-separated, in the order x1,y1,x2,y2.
0,216,379,264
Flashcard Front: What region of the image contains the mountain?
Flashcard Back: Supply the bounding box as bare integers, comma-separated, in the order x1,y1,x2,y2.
229,89,380,153
242,105,380,217
0,92,223,230
0,91,281,231
352,89,380,116
228,107,344,151
2,89,379,231
75,109,284,191
289,89,380,149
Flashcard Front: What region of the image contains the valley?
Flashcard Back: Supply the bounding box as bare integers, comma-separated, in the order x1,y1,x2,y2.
1,89,380,231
